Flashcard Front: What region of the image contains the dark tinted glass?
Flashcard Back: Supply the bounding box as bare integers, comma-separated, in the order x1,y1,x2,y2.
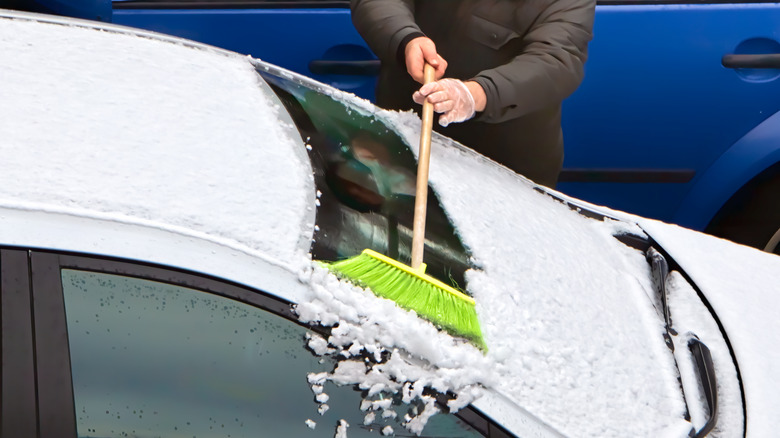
61,269,483,437
259,68,471,287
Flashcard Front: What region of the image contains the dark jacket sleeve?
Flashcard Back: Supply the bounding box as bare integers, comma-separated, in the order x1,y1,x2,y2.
350,0,424,63
472,0,596,123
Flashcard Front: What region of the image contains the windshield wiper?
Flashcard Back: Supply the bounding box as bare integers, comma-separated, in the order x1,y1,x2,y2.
689,336,719,438
646,247,719,437
647,247,677,351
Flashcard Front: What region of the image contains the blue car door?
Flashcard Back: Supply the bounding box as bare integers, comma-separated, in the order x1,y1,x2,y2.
559,1,780,229
110,0,379,100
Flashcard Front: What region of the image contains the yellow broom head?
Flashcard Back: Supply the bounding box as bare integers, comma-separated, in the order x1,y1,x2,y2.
327,249,486,351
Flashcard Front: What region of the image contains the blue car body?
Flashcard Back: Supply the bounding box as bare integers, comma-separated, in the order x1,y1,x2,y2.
561,3,780,234
14,0,780,251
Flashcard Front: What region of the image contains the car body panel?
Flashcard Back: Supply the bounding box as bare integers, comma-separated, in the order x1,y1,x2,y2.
672,110,780,230
0,206,314,305
14,0,111,20
559,2,780,225
113,5,379,100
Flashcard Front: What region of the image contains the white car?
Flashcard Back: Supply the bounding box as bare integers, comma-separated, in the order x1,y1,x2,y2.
2,10,779,438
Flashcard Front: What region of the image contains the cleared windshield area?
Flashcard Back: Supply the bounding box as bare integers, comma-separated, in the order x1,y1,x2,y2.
258,69,471,287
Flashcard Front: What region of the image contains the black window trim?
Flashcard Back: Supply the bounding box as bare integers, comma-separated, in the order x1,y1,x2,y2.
30,251,77,438
4,247,508,437
0,249,38,438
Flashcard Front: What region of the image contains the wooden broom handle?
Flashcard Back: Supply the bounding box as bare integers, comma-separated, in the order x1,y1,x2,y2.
411,63,436,269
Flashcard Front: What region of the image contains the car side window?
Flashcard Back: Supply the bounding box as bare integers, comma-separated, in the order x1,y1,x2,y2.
112,0,351,5
61,269,482,437
112,0,345,2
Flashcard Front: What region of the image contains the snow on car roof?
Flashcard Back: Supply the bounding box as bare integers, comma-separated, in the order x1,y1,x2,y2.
0,12,314,270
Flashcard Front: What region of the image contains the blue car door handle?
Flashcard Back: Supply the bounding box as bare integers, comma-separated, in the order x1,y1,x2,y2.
309,59,381,76
722,53,780,69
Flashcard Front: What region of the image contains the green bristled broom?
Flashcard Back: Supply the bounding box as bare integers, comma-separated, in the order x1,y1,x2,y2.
327,64,486,351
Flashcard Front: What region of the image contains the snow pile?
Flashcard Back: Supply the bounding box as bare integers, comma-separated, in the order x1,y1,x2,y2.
335,419,349,438
297,263,493,435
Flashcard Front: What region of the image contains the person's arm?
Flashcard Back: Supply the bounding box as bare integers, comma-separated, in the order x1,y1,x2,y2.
350,0,421,65
350,0,446,82
472,0,596,123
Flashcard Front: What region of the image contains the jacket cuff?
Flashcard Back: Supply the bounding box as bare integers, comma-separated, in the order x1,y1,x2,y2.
471,76,498,121
394,30,426,67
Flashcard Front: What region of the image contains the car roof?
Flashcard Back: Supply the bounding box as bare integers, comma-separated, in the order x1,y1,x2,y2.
0,10,317,302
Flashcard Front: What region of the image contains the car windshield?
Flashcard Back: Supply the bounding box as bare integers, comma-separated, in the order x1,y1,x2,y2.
253,63,739,438
258,68,471,287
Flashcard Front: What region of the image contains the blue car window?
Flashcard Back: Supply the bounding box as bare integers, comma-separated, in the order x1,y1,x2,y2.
258,68,472,288
61,269,483,437
113,0,350,6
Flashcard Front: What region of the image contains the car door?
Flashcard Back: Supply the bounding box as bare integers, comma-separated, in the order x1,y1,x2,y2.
110,0,379,100
560,1,780,227
0,248,512,437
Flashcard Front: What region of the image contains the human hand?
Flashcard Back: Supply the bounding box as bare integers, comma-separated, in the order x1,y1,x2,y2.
413,79,484,127
404,37,447,83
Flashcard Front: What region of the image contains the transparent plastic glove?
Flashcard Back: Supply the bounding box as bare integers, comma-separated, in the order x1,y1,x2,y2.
412,78,476,127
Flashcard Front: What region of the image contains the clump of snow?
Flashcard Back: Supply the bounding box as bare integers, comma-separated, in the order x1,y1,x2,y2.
308,372,329,386
381,425,394,436
335,419,349,438
402,396,439,435
307,332,337,356
305,419,317,430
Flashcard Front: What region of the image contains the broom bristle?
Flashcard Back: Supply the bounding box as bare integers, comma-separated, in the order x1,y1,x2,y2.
328,251,486,351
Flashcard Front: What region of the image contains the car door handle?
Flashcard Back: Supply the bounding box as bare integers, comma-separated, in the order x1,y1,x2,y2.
308,59,380,76
722,53,780,69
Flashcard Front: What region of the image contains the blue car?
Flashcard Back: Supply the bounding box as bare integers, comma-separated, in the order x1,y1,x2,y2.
13,0,780,254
